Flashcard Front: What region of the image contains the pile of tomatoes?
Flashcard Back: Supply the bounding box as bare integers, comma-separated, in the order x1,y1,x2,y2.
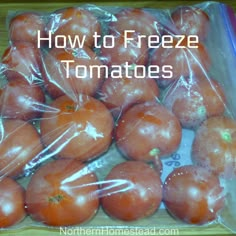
0,4,234,229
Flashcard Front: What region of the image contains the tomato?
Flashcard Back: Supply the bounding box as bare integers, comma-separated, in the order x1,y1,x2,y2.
109,8,162,37
0,119,43,178
0,74,45,121
115,102,182,162
101,161,162,221
192,116,236,177
1,42,43,84
99,31,148,67
99,75,159,119
42,46,104,99
163,165,224,225
163,76,226,129
170,6,210,41
40,95,113,161
26,159,99,226
9,12,46,45
46,7,101,48
149,38,211,87
0,177,26,228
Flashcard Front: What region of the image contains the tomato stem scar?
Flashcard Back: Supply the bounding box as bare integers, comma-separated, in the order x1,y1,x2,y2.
66,105,75,111
49,194,64,203
221,131,232,143
149,148,160,157
198,106,206,116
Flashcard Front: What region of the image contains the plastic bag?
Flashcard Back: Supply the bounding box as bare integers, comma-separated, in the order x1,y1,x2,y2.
0,1,235,233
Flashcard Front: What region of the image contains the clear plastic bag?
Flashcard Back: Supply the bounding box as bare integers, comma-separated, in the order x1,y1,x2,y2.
0,1,235,233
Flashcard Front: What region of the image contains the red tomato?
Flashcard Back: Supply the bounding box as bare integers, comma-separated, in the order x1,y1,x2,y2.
46,7,101,48
9,12,46,44
171,6,210,41
0,119,43,178
149,38,211,87
1,42,43,84
115,102,182,162
40,95,113,161
0,177,26,228
26,159,99,226
163,77,226,129
42,46,104,99
163,165,224,225
0,74,45,121
100,31,148,67
99,75,159,118
101,161,162,221
109,8,162,37
192,116,236,177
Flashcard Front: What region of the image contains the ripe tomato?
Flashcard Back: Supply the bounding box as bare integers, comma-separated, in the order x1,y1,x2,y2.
163,76,226,129
1,42,43,84
9,12,46,45
0,74,45,121
115,101,182,162
0,177,26,228
46,7,101,48
26,159,99,226
100,31,148,67
170,6,210,41
99,75,159,119
42,46,104,99
40,95,113,161
192,116,236,177
109,8,162,37
163,165,224,225
0,119,43,178
149,38,211,87
101,161,162,221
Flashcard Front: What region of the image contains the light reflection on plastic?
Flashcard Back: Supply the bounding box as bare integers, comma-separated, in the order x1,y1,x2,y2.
84,121,104,140
99,179,134,197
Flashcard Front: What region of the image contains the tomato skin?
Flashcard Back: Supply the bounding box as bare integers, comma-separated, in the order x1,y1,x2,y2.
109,8,162,37
115,102,182,162
25,159,99,226
171,6,210,41
9,12,46,44
42,46,104,99
0,177,26,228
0,75,45,121
192,116,236,177
101,161,162,221
163,77,226,129
40,95,114,161
149,40,211,87
1,42,43,84
46,7,101,48
99,76,159,118
163,165,224,225
100,31,148,67
0,119,43,178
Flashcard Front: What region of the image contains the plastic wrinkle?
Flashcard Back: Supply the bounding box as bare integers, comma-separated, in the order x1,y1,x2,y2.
0,1,236,232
